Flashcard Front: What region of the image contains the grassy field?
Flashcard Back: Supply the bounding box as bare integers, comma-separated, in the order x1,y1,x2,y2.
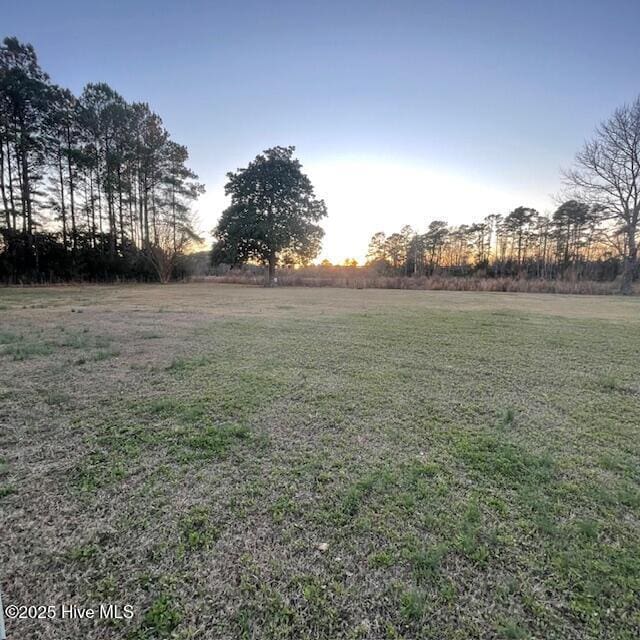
1,284,639,640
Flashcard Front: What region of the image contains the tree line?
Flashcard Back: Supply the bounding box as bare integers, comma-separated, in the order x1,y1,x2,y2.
0,36,204,283
364,96,640,293
365,201,621,281
2,34,638,293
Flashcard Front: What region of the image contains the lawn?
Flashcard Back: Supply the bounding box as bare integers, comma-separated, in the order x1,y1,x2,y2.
0,284,639,639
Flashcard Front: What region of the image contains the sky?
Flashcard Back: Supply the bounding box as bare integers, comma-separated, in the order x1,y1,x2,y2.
5,0,640,263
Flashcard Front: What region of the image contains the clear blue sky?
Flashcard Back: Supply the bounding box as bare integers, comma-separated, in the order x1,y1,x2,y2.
5,1,640,261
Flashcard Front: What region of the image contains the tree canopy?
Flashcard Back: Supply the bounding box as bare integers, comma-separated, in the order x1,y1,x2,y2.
212,146,326,284
0,36,203,283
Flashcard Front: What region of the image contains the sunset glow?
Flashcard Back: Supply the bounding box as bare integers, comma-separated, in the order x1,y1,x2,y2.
197,155,551,265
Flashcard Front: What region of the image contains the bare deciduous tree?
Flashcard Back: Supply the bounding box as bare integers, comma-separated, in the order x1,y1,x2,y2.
146,221,202,284
564,98,640,294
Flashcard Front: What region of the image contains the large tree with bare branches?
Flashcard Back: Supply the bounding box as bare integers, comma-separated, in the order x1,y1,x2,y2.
564,97,640,294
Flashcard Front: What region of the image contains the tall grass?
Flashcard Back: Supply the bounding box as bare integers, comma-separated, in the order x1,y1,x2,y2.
191,271,629,295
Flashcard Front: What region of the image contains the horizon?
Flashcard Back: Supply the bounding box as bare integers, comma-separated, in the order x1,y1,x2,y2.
5,0,640,263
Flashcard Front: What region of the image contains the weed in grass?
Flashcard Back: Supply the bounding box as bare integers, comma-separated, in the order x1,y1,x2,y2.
409,544,447,583
574,518,599,541
616,483,640,508
180,422,251,461
455,433,553,485
270,495,298,523
399,588,426,622
74,451,126,492
455,501,497,564
74,412,255,493
92,575,118,599
595,373,628,393
178,506,219,551
166,355,211,371
92,347,120,361
369,550,395,568
43,390,71,406
598,452,632,474
438,578,456,602
497,619,529,639
498,406,516,428
133,595,182,639
0,485,16,498
68,543,99,562
59,333,111,349
144,396,209,423
410,460,440,478
139,331,162,339
3,341,53,360
525,494,557,535
294,575,341,634
145,397,184,416
341,469,393,519
0,331,19,344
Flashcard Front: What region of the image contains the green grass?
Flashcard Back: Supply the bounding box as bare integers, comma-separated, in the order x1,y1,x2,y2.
130,595,182,639
2,340,54,360
1,285,639,639
0,326,116,362
0,484,16,498
178,506,220,552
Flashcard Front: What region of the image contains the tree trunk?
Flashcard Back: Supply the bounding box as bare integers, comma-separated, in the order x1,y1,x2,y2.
620,228,637,295
6,138,16,229
128,177,136,246
57,149,68,248
18,119,32,238
15,147,26,233
117,164,125,251
0,134,10,229
90,170,97,248
65,126,77,251
266,253,276,286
